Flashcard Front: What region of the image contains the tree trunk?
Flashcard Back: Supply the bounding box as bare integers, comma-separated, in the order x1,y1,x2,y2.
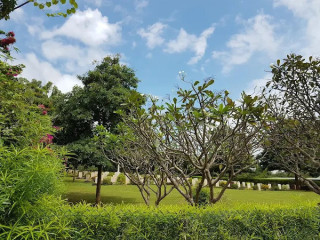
73,165,76,182
295,173,301,190
95,165,102,205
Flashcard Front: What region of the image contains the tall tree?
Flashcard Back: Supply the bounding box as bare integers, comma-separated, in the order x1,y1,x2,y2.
53,55,140,205
264,54,320,194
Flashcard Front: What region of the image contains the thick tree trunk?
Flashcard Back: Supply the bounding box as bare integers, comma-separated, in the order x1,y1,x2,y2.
95,165,102,205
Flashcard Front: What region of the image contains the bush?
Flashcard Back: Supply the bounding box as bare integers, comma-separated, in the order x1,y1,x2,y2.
220,181,227,187
5,203,319,240
252,185,259,190
116,173,126,185
271,185,280,191
103,176,112,185
193,189,210,206
261,184,269,191
230,183,238,189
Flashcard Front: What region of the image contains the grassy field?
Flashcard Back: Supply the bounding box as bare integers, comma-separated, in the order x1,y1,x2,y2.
62,177,320,207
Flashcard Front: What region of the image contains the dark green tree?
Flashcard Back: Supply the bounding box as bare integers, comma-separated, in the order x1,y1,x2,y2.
53,55,140,204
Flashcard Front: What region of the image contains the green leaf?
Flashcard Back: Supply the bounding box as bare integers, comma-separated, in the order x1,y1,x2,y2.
39,4,45,9
194,81,200,86
46,2,52,7
277,59,280,66
60,0,66,4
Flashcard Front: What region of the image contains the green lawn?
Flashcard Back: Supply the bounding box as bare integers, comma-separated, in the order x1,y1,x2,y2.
62,177,320,207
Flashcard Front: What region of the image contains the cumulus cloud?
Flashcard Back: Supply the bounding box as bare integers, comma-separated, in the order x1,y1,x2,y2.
41,40,110,73
273,0,320,55
17,53,82,93
41,9,121,47
165,26,215,64
212,14,280,73
138,22,167,49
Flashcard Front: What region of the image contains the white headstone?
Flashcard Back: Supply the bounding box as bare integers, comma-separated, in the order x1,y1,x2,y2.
192,178,199,186
95,177,98,184
125,176,130,185
203,179,208,186
247,183,251,189
78,172,83,178
242,182,246,188
257,183,262,191
215,181,220,187
268,184,272,189
237,181,241,188
277,184,282,190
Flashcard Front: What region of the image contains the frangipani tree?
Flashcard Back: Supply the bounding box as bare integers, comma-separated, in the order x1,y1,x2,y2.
118,79,269,205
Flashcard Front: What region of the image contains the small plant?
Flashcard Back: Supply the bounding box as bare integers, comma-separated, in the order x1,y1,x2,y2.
230,183,238,189
103,176,112,185
239,186,246,190
261,184,269,191
193,189,210,206
271,185,280,191
116,173,126,185
282,185,289,191
220,181,227,188
252,185,259,190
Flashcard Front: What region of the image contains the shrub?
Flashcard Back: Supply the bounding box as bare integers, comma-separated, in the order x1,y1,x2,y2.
103,176,112,185
239,186,246,190
261,184,269,191
271,185,280,191
116,173,126,185
193,189,210,206
7,203,319,240
220,181,227,187
230,183,238,189
252,185,259,190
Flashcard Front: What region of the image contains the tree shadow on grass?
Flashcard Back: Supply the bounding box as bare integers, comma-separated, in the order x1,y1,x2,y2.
63,192,141,205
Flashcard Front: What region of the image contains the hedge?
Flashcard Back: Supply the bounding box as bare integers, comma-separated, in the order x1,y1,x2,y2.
2,202,319,240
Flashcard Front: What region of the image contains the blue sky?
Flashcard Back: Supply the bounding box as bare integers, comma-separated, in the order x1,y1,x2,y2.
3,0,320,99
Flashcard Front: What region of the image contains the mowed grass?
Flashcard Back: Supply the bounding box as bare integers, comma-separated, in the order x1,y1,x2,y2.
62,177,320,207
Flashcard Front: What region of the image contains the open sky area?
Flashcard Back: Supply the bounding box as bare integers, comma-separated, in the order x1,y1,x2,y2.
3,0,320,99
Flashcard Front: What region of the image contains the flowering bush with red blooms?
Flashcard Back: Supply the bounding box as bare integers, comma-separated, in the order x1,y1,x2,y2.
38,104,48,115
40,134,54,144
0,31,16,52
53,126,61,131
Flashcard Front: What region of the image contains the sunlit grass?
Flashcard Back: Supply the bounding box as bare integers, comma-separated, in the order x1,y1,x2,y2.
62,177,320,207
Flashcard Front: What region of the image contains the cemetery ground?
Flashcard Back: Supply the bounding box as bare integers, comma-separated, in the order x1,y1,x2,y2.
63,176,320,207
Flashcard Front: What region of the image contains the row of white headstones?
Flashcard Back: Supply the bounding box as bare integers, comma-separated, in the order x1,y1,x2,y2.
69,170,290,190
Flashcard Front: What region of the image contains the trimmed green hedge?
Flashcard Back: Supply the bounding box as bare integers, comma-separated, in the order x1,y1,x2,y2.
3,202,319,240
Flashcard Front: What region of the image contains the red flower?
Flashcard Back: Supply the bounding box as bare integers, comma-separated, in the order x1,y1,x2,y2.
42,110,47,115
40,134,54,144
38,104,45,109
7,32,15,37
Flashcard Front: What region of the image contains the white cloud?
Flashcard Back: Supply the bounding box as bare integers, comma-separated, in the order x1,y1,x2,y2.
17,53,82,93
273,0,320,55
41,40,110,73
135,0,149,11
245,74,272,96
138,22,167,49
41,9,121,47
165,26,215,64
212,14,280,73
